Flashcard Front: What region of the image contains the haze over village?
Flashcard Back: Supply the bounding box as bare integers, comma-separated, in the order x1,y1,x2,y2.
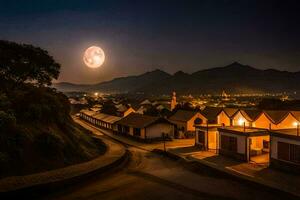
1,1,300,200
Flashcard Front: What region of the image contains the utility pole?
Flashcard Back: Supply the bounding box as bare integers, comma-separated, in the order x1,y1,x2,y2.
206,122,209,151
162,133,166,152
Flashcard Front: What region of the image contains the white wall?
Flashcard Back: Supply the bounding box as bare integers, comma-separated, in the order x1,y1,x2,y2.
271,136,300,159
146,123,174,139
219,131,246,154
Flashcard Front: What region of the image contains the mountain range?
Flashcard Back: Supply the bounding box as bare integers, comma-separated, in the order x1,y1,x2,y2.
53,62,300,94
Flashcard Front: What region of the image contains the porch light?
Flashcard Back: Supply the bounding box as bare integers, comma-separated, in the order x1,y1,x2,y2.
293,122,300,136
238,119,245,126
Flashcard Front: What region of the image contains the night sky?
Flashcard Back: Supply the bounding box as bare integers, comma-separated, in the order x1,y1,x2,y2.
1,0,300,84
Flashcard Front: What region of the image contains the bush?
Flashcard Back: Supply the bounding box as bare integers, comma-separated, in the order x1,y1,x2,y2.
9,86,70,124
35,132,64,158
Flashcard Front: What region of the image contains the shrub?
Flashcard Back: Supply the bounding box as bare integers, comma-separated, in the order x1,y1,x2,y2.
35,132,64,158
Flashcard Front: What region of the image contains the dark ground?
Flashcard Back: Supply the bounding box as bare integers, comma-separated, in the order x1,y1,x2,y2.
42,145,295,200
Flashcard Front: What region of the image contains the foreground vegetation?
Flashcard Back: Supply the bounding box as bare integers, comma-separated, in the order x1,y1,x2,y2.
0,40,105,178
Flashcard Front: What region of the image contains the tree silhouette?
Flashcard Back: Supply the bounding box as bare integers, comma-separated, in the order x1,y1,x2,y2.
0,40,60,86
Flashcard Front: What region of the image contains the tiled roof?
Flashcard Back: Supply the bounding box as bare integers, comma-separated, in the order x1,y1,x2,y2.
223,108,239,118
116,105,129,112
93,113,121,124
140,99,152,105
115,113,172,128
290,111,300,121
201,107,223,121
240,109,261,122
169,110,200,122
80,109,97,116
264,110,290,124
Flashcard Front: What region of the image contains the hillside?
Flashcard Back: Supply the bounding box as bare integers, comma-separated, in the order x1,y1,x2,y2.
54,62,300,94
52,82,91,92
0,40,105,178
0,85,105,178
54,69,171,93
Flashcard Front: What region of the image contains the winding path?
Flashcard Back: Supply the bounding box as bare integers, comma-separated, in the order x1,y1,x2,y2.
43,120,291,200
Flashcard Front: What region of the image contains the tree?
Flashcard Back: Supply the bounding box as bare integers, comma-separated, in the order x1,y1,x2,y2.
0,40,60,86
101,100,117,115
173,102,194,112
144,106,159,116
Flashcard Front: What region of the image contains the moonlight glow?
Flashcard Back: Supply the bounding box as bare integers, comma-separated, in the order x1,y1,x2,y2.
83,46,105,68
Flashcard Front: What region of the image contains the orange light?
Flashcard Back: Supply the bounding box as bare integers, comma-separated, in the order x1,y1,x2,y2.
293,122,299,127
238,119,245,126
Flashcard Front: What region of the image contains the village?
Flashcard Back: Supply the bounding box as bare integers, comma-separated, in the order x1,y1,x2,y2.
78,91,300,175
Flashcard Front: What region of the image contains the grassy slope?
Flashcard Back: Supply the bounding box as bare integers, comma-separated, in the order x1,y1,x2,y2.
0,117,106,178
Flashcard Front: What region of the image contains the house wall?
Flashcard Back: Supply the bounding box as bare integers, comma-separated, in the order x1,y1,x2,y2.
219,131,246,154
232,111,251,127
253,113,272,129
273,113,298,129
173,121,187,132
186,113,208,132
129,127,134,136
253,113,299,130
270,135,300,173
145,123,174,139
250,135,269,149
195,129,202,145
141,128,146,138
195,129,207,149
217,111,231,126
271,136,300,159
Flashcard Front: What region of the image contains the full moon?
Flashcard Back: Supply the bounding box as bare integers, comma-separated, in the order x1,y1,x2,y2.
83,46,105,68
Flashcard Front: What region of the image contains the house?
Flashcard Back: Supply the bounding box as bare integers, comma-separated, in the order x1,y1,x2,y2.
216,108,238,126
80,109,121,130
93,113,121,130
115,104,135,117
169,110,207,138
195,107,235,150
270,129,300,173
135,99,154,114
218,127,269,162
253,110,300,129
140,99,152,105
273,111,300,129
195,107,223,151
115,113,175,140
201,107,223,124
231,109,261,127
80,109,97,124
195,122,222,152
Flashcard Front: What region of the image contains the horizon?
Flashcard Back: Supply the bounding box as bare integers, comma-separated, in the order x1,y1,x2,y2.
54,62,299,85
2,0,300,84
